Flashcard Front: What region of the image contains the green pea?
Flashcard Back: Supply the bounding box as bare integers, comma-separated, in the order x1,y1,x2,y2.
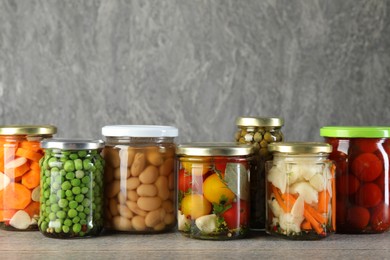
58,199,68,208
50,167,60,175
59,169,66,176
78,212,86,220
65,190,73,197
82,198,91,207
45,207,51,214
43,190,50,199
64,219,72,227
51,182,60,191
43,182,49,190
49,194,58,204
84,207,91,215
75,194,84,203
45,170,51,177
62,225,70,233
78,150,87,158
76,205,84,212
82,159,92,170
64,160,75,172
72,216,80,224
61,181,71,190
72,223,81,233
49,212,56,221
65,172,75,180
75,170,85,179
54,227,62,233
72,186,81,195
81,187,89,194
71,178,81,187
56,211,66,219
57,190,66,199
69,201,78,209
40,221,48,232
80,219,87,225
74,159,83,171
51,204,60,213
69,153,79,160
68,209,78,218
81,176,90,184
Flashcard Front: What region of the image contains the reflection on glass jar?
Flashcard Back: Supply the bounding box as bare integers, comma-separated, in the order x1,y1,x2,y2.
176,143,254,240
266,142,335,240
321,126,390,234
0,125,57,231
234,116,284,230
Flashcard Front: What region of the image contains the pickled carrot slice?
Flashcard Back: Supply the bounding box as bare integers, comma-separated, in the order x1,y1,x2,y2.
16,148,42,162
21,170,40,189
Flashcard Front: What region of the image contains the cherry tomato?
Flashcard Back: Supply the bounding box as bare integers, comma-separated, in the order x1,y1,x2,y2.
336,199,347,225
375,173,385,192
347,206,370,230
337,174,360,195
178,168,191,193
351,153,383,182
353,138,379,153
222,200,248,229
355,183,382,208
370,203,390,232
214,157,228,175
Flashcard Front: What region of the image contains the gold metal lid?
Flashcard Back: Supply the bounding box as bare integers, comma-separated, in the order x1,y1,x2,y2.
176,142,254,156
0,125,57,135
236,116,284,127
268,142,332,154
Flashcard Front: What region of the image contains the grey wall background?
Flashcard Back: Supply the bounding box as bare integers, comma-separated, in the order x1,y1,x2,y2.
0,0,389,143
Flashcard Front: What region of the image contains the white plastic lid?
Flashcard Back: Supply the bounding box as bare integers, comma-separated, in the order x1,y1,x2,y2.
102,125,179,137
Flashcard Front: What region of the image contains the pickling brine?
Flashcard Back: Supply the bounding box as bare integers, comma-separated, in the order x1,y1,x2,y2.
266,142,335,240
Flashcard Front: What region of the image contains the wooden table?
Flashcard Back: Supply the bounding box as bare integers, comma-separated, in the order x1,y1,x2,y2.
1,230,389,259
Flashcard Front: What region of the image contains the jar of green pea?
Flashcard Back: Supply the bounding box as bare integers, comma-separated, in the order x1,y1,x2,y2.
38,139,105,238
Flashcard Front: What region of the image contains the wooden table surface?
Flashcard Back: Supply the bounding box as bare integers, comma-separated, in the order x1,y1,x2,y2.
1,230,389,259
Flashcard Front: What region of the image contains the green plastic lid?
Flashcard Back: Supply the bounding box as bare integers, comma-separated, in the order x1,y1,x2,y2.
320,126,390,138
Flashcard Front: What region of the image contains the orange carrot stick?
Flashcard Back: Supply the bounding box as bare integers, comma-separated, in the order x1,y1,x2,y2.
271,185,288,213
305,203,326,225
318,190,330,214
301,219,312,230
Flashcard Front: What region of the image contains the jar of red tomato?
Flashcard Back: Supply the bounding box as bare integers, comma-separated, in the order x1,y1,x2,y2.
320,126,390,233
176,143,255,240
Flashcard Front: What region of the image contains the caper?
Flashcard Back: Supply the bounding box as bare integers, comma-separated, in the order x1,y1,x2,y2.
264,132,274,142
253,132,263,142
260,140,268,148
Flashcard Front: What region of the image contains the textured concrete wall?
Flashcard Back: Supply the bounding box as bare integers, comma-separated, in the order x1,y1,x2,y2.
0,0,389,143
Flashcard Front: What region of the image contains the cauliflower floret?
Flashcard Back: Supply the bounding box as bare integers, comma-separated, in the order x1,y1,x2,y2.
279,196,304,234
290,182,318,205
268,193,283,218
177,210,191,231
267,165,287,193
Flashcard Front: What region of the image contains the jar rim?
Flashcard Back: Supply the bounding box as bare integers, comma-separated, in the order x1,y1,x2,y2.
102,125,178,137
0,125,57,135
236,116,284,127
176,142,254,156
41,138,104,150
320,126,390,138
268,142,332,154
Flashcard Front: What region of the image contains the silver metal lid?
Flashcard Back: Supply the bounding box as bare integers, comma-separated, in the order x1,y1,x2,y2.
176,142,254,156
268,142,332,154
41,138,104,150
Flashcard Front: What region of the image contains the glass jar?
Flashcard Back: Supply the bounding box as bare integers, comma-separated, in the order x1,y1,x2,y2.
38,139,105,238
320,126,390,233
0,125,57,231
176,143,255,240
102,125,178,233
266,142,335,240
234,116,284,230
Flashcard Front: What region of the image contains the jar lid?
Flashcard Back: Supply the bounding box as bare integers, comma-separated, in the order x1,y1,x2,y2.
41,139,104,150
320,126,390,138
268,142,332,154
0,125,57,135
176,143,254,156
236,116,284,127
102,125,178,137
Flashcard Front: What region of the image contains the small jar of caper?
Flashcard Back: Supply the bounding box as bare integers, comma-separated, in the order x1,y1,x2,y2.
234,116,284,230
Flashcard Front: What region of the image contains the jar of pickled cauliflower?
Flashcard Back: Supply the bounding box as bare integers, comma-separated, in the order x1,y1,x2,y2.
176,143,255,240
39,139,105,238
102,125,178,233
320,126,390,233
234,116,284,230
266,142,335,240
0,125,57,231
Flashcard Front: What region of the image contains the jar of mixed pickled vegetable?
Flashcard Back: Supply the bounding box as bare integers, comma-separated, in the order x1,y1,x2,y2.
38,139,105,238
266,142,335,240
176,143,255,240
320,126,390,233
234,116,284,230
102,125,178,233
0,125,57,231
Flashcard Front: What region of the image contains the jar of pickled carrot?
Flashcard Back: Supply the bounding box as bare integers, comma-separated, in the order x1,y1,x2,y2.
320,126,390,233
0,125,57,231
176,143,255,240
265,142,335,240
